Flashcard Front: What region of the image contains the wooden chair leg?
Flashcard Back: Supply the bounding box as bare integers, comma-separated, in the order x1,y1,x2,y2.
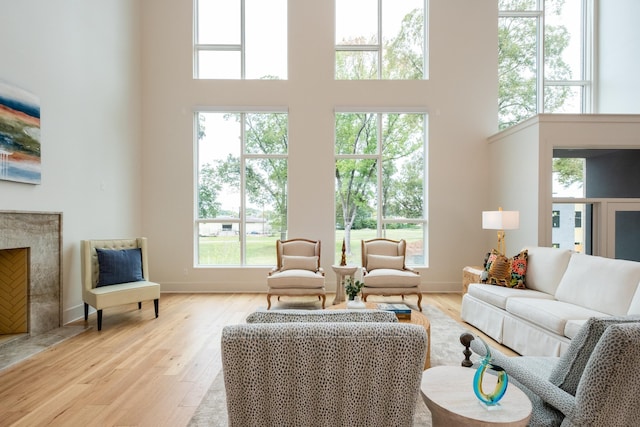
154,299,159,318
267,294,272,310
97,310,103,331
84,303,89,321
417,293,423,311
321,295,326,309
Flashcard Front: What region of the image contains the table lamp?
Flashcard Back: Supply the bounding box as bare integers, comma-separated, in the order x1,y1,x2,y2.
482,207,519,255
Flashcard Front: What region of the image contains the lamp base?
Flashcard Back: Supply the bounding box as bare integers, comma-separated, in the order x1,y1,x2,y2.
496,230,506,255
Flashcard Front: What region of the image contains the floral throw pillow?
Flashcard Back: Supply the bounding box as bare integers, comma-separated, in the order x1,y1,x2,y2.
483,249,528,289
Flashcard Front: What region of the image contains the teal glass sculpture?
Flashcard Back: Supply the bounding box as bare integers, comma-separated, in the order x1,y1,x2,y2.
472,337,509,405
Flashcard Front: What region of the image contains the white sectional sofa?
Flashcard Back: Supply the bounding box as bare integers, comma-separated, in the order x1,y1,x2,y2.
461,246,640,356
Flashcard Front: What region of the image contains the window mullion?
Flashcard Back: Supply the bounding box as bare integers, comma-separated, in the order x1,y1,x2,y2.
377,113,383,235
240,113,247,264
378,0,383,79
240,0,246,79
537,8,545,114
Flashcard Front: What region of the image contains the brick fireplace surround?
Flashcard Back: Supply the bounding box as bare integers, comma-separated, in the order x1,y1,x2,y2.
0,211,62,336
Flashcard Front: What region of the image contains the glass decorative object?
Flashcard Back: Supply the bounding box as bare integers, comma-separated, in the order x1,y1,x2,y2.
472,337,509,406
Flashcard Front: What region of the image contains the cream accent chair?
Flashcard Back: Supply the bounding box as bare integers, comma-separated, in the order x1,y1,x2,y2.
81,238,160,331
361,238,422,311
266,238,326,309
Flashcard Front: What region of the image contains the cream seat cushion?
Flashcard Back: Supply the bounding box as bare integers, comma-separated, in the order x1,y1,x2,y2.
267,269,325,289
506,297,608,337
467,283,555,310
363,269,420,288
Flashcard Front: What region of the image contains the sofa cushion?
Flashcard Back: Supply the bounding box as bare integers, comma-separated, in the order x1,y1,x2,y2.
522,246,571,294
96,248,144,287
281,255,318,271
362,269,420,288
555,253,640,315
467,283,554,310
267,269,325,289
505,297,609,336
549,315,640,396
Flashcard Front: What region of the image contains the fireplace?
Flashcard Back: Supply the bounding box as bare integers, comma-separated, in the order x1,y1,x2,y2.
0,211,62,336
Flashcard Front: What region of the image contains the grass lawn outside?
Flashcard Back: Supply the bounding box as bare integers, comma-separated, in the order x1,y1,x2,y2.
198,228,424,266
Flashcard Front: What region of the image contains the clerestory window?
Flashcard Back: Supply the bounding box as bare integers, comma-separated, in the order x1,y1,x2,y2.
194,0,287,79
498,0,592,129
335,0,427,80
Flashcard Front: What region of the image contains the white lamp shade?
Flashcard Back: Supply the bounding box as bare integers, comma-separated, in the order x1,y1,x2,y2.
482,210,519,230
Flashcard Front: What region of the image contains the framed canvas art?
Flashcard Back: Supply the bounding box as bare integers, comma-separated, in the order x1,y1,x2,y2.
0,80,41,184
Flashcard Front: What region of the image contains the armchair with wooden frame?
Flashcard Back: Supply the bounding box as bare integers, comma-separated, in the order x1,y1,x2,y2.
266,238,326,309
361,238,422,311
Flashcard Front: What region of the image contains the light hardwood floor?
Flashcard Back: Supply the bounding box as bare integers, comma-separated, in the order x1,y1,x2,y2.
0,293,515,426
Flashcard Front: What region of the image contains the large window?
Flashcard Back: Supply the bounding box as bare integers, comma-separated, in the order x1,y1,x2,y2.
196,111,288,266
335,112,427,266
498,0,592,129
335,0,426,80
194,0,287,79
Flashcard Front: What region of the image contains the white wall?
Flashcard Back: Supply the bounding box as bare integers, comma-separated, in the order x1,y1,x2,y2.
487,117,542,253
0,0,143,324
598,0,640,113
140,0,498,294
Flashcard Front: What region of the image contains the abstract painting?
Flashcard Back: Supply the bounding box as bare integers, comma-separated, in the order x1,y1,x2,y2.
0,80,41,184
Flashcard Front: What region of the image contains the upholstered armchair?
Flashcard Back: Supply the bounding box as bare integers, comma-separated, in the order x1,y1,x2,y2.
361,238,422,310
81,238,160,331
460,316,640,426
222,320,427,426
266,238,326,309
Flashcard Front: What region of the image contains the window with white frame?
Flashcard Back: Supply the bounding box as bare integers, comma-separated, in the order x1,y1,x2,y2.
194,0,287,79
196,111,288,266
335,111,427,266
335,0,427,80
498,0,592,129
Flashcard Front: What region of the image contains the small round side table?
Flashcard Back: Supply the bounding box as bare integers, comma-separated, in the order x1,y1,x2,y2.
421,366,532,427
330,264,359,305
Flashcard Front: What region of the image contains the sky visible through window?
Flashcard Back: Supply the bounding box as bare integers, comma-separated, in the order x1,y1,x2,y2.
196,0,287,79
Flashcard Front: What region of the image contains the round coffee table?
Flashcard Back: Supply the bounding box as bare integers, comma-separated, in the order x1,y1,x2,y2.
330,301,431,369
421,366,532,426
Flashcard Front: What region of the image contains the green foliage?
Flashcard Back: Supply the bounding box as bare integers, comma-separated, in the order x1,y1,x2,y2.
198,163,222,218
498,0,571,129
553,158,584,187
383,8,424,79
344,277,364,299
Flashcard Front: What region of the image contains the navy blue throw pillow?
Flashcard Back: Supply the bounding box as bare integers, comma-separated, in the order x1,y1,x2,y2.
96,248,144,287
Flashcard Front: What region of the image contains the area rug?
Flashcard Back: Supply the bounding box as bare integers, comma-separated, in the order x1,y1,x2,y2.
188,304,479,427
